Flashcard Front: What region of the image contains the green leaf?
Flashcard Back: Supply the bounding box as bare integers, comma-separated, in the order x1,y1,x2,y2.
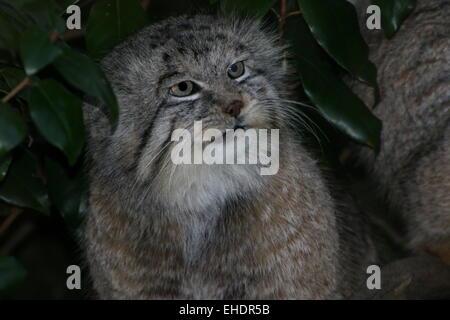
0,155,12,181
0,103,28,157
297,0,377,87
85,0,150,59
0,68,31,101
0,256,27,291
19,27,62,75
45,157,87,229
0,0,65,55
220,0,276,17
27,79,84,165
285,15,381,149
373,0,416,38
0,150,50,214
0,15,20,51
0,67,26,89
0,49,12,65
54,0,80,15
0,1,28,52
18,0,66,34
53,45,119,123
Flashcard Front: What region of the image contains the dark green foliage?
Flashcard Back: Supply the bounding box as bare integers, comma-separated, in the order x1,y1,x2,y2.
373,0,416,38
19,27,62,75
26,79,84,165
85,0,150,59
0,0,415,295
0,256,27,291
284,15,381,149
53,44,119,123
0,150,50,215
220,0,276,17
44,157,86,231
0,103,27,157
0,155,12,181
0,67,26,91
297,0,377,87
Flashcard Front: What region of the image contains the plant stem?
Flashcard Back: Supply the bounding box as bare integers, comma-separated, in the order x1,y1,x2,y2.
278,0,287,36
286,10,302,18
60,29,84,42
140,0,150,10
0,207,22,235
1,77,30,104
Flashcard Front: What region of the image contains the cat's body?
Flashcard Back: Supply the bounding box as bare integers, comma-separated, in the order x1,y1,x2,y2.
85,140,372,299
84,15,374,299
350,0,450,259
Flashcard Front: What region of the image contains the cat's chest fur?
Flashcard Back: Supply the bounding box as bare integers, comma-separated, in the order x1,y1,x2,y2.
176,207,249,299
86,148,347,299
149,167,340,299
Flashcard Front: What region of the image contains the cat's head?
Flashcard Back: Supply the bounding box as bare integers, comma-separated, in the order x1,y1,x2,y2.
85,15,289,211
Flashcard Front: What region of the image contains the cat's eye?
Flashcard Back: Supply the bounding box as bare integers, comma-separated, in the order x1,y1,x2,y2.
170,81,195,97
227,61,245,79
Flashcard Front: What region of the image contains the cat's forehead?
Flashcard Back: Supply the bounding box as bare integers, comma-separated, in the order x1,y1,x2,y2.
102,15,279,84
148,16,259,64
150,15,256,45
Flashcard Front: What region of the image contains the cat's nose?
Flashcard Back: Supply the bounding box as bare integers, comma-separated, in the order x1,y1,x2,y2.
224,100,244,117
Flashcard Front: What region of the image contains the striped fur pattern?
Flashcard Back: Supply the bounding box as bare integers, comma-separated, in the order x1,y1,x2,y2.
350,0,450,257
83,15,374,299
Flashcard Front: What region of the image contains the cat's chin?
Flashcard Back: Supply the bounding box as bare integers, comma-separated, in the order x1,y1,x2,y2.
154,163,265,212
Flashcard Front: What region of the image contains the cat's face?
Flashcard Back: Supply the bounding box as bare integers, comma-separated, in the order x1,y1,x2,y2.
86,15,288,210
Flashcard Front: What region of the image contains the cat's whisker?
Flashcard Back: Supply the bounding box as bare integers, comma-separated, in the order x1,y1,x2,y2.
260,98,319,112
260,98,329,140
271,101,327,139
142,140,173,172
256,101,328,147
263,105,326,152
